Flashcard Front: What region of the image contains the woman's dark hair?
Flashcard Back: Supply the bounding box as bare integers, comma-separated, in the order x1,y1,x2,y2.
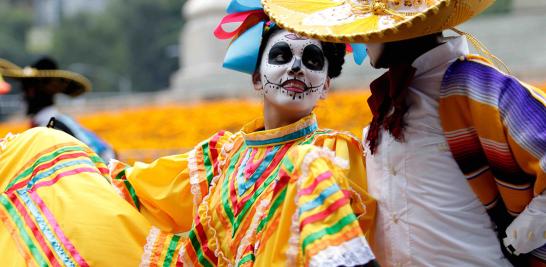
255,26,346,78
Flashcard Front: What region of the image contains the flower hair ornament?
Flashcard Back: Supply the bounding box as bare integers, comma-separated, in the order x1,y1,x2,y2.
214,0,367,75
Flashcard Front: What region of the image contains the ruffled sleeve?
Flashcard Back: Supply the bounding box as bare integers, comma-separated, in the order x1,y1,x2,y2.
282,140,377,266
253,132,377,266
312,131,377,241
110,130,232,233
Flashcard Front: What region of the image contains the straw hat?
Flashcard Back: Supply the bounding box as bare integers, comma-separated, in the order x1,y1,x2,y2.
0,57,91,97
262,0,495,43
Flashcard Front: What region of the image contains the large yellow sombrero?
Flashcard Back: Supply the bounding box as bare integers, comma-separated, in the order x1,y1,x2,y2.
0,58,91,97
262,0,495,43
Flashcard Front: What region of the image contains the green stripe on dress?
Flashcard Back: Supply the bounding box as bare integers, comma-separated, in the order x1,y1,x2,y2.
123,180,140,210
200,142,214,184
237,253,255,266
233,165,282,233
7,146,84,189
221,148,244,226
256,187,287,233
163,235,181,267
0,194,49,267
301,213,357,252
188,229,214,267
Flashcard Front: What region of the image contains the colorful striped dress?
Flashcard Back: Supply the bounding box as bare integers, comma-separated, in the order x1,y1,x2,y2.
0,114,377,266
112,113,377,266
440,56,546,259
0,128,150,267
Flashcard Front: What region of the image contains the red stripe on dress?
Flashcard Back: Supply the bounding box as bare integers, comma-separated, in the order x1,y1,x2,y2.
183,240,200,265
236,144,292,212
193,216,218,263
9,193,62,267
9,142,79,182
29,191,89,267
228,148,250,214
208,131,225,177
8,152,90,193
297,171,332,196
299,197,350,231
231,148,261,214
31,167,101,191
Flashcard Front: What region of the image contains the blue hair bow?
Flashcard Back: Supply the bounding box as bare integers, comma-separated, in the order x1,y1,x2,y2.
214,0,367,75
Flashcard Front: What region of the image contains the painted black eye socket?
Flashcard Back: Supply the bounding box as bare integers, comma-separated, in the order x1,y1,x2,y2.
302,44,325,71
268,42,293,65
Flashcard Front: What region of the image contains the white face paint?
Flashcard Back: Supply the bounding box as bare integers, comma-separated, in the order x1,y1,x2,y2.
366,43,384,68
256,29,329,113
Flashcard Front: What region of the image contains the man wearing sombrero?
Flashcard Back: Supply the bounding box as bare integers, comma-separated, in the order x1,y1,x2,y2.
0,57,116,162
263,0,546,266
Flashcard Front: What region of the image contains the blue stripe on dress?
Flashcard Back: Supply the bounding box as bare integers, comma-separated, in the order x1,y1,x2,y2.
245,124,318,146
237,145,281,195
298,183,340,214
27,159,95,188
18,190,76,267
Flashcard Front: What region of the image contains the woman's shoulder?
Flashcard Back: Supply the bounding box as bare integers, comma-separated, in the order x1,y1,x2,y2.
309,128,363,148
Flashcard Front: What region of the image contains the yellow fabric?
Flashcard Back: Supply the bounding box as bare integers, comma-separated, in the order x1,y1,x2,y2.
129,115,376,266
0,128,150,267
262,0,494,43
0,114,376,266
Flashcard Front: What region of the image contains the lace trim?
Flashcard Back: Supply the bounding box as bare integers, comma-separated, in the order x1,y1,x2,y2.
107,159,126,197
178,244,195,267
308,236,375,267
235,199,270,265
187,148,202,215
0,132,17,159
140,226,160,267
197,133,240,266
286,146,349,265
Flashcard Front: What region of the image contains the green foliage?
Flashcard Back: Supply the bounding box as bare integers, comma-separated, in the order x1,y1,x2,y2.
0,2,33,65
483,0,513,15
52,0,186,92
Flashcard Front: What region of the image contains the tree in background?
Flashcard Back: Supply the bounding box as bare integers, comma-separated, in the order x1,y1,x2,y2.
52,0,185,92
0,1,33,67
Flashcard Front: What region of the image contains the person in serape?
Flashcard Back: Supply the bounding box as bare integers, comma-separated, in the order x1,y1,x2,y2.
0,57,116,162
0,0,379,266
262,0,546,266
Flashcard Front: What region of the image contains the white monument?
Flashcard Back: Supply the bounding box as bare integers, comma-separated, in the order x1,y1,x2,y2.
169,0,253,100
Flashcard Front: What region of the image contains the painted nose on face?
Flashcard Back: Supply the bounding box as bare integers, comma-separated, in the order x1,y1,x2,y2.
289,58,303,76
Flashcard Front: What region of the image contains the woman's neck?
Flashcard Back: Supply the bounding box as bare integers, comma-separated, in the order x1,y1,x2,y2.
263,103,311,130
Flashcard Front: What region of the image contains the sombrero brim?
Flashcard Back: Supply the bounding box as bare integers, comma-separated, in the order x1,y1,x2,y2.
0,59,91,97
263,0,494,43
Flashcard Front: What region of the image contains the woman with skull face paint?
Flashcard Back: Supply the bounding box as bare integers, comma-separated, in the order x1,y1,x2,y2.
0,0,377,266
105,2,378,265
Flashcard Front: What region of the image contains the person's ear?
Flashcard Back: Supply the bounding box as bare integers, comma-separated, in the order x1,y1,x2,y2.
320,77,330,99
252,72,262,91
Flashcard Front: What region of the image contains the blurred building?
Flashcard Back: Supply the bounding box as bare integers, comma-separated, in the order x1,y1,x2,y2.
168,0,546,101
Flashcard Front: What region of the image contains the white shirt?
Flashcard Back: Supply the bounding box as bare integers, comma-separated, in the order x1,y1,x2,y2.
364,36,512,267
33,106,60,127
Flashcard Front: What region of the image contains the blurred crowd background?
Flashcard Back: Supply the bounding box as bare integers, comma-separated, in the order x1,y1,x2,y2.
0,0,545,163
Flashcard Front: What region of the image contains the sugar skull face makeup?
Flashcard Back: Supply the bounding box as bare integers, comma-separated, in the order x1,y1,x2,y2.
254,29,329,113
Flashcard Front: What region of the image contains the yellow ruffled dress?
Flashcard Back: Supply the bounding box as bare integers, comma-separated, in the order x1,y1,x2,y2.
1,114,376,266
